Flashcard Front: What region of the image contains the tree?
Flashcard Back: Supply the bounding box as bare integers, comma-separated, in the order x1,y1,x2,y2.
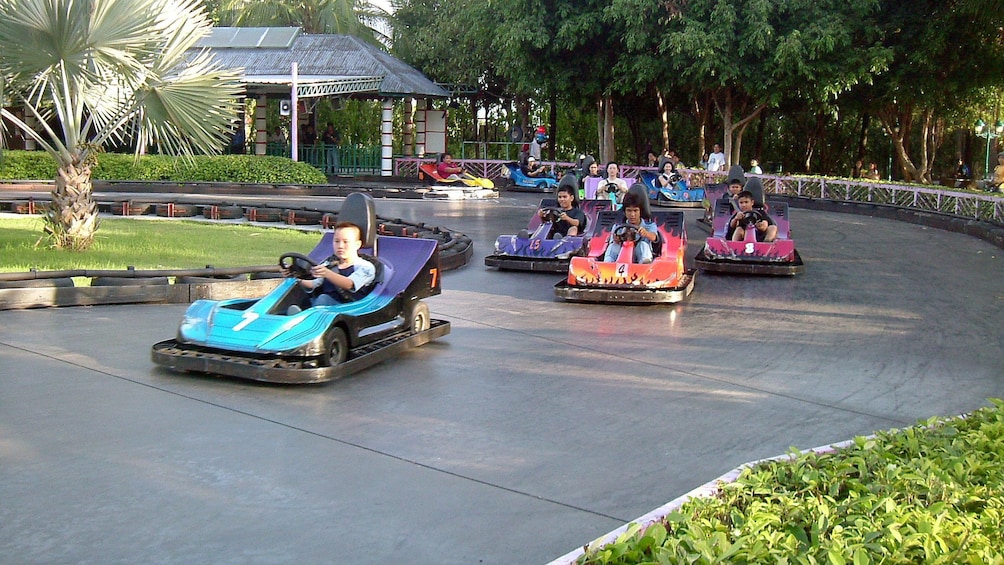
0,0,242,250
859,0,1004,182
616,0,888,170
216,0,392,46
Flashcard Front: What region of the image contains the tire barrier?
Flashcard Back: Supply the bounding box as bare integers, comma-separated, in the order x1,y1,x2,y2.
201,204,243,220
92,276,171,286
283,209,324,225
111,201,152,216
250,271,284,280
1,192,475,311
175,274,248,284
154,203,197,217
12,200,41,214
0,277,75,289
245,206,284,222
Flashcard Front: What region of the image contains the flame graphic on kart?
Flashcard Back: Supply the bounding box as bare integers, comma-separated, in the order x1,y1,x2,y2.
496,235,585,258
702,238,796,262
567,255,682,289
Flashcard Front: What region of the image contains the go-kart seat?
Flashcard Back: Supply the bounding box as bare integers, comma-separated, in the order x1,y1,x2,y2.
579,199,613,237
649,210,685,258
557,172,578,194
766,200,791,240
302,192,383,304
745,177,767,208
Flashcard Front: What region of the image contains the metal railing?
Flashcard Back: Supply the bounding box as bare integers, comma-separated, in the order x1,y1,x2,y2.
266,143,382,175
395,158,1004,224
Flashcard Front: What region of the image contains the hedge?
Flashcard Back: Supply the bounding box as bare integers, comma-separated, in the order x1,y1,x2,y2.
0,150,327,185
579,399,1004,564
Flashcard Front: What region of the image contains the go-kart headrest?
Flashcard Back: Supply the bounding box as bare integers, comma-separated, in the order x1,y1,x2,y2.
339,192,377,249
744,178,766,207
622,183,652,218
578,154,596,172
556,172,579,204
726,164,746,185
437,153,446,163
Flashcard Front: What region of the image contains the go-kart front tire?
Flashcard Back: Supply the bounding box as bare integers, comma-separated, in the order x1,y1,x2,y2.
322,327,349,366
406,301,431,334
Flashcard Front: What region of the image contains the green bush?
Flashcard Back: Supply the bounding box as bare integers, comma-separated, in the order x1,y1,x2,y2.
579,399,1004,565
0,151,327,184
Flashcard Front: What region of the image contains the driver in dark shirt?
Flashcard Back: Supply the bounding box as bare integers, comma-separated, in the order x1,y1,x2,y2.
728,191,777,242
542,185,587,238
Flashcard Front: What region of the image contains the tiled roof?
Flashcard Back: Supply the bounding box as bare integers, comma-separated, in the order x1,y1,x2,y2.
192,27,448,98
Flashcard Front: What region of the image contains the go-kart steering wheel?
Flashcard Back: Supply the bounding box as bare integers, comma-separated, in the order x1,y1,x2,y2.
612,224,642,243
278,252,317,280
740,209,769,229
540,207,564,224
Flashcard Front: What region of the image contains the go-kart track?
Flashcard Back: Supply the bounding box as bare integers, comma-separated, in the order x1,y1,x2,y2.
2,189,1003,565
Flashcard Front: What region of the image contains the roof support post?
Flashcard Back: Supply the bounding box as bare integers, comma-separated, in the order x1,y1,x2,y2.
290,62,299,162
254,95,267,156
403,98,414,158
381,98,393,177
415,98,426,159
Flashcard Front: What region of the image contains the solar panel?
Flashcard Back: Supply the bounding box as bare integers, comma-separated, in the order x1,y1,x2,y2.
193,27,300,49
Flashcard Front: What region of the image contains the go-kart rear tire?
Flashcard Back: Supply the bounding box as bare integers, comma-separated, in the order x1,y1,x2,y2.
406,301,430,334
322,327,348,366
536,181,549,191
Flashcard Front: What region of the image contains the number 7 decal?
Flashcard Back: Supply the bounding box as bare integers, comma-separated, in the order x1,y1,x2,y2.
429,268,439,288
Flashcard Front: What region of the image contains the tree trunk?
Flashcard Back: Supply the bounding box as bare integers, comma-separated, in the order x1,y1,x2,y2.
692,92,711,166
656,87,669,153
714,89,766,170
548,95,557,161
598,94,615,164
856,113,870,162
46,159,98,250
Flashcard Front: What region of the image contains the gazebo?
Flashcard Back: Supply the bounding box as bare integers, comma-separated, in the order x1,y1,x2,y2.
193,27,450,176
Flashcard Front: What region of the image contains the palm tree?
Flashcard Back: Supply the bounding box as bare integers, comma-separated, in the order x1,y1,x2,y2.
215,0,392,46
0,0,243,250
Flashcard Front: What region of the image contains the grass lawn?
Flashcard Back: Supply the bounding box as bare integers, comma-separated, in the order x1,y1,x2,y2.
0,216,324,272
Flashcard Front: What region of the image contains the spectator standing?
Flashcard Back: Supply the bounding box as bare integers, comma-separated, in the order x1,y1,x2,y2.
707,144,726,172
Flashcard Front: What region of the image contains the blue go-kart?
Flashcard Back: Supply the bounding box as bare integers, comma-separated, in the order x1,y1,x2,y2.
152,193,450,384
500,161,560,192
484,176,613,272
638,157,705,208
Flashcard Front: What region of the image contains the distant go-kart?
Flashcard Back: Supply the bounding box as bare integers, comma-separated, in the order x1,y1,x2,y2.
638,158,705,208
151,193,450,384
500,161,560,192
694,178,804,276
554,184,696,304
485,182,613,272
418,156,496,200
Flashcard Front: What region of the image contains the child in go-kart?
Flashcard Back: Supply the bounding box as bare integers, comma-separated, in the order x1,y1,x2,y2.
603,189,658,263
728,191,777,243
541,184,587,238
282,222,376,309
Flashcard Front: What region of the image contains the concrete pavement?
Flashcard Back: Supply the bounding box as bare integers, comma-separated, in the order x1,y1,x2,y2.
2,193,1003,564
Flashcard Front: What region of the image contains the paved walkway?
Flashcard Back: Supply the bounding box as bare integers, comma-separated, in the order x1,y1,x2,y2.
2,193,1003,564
